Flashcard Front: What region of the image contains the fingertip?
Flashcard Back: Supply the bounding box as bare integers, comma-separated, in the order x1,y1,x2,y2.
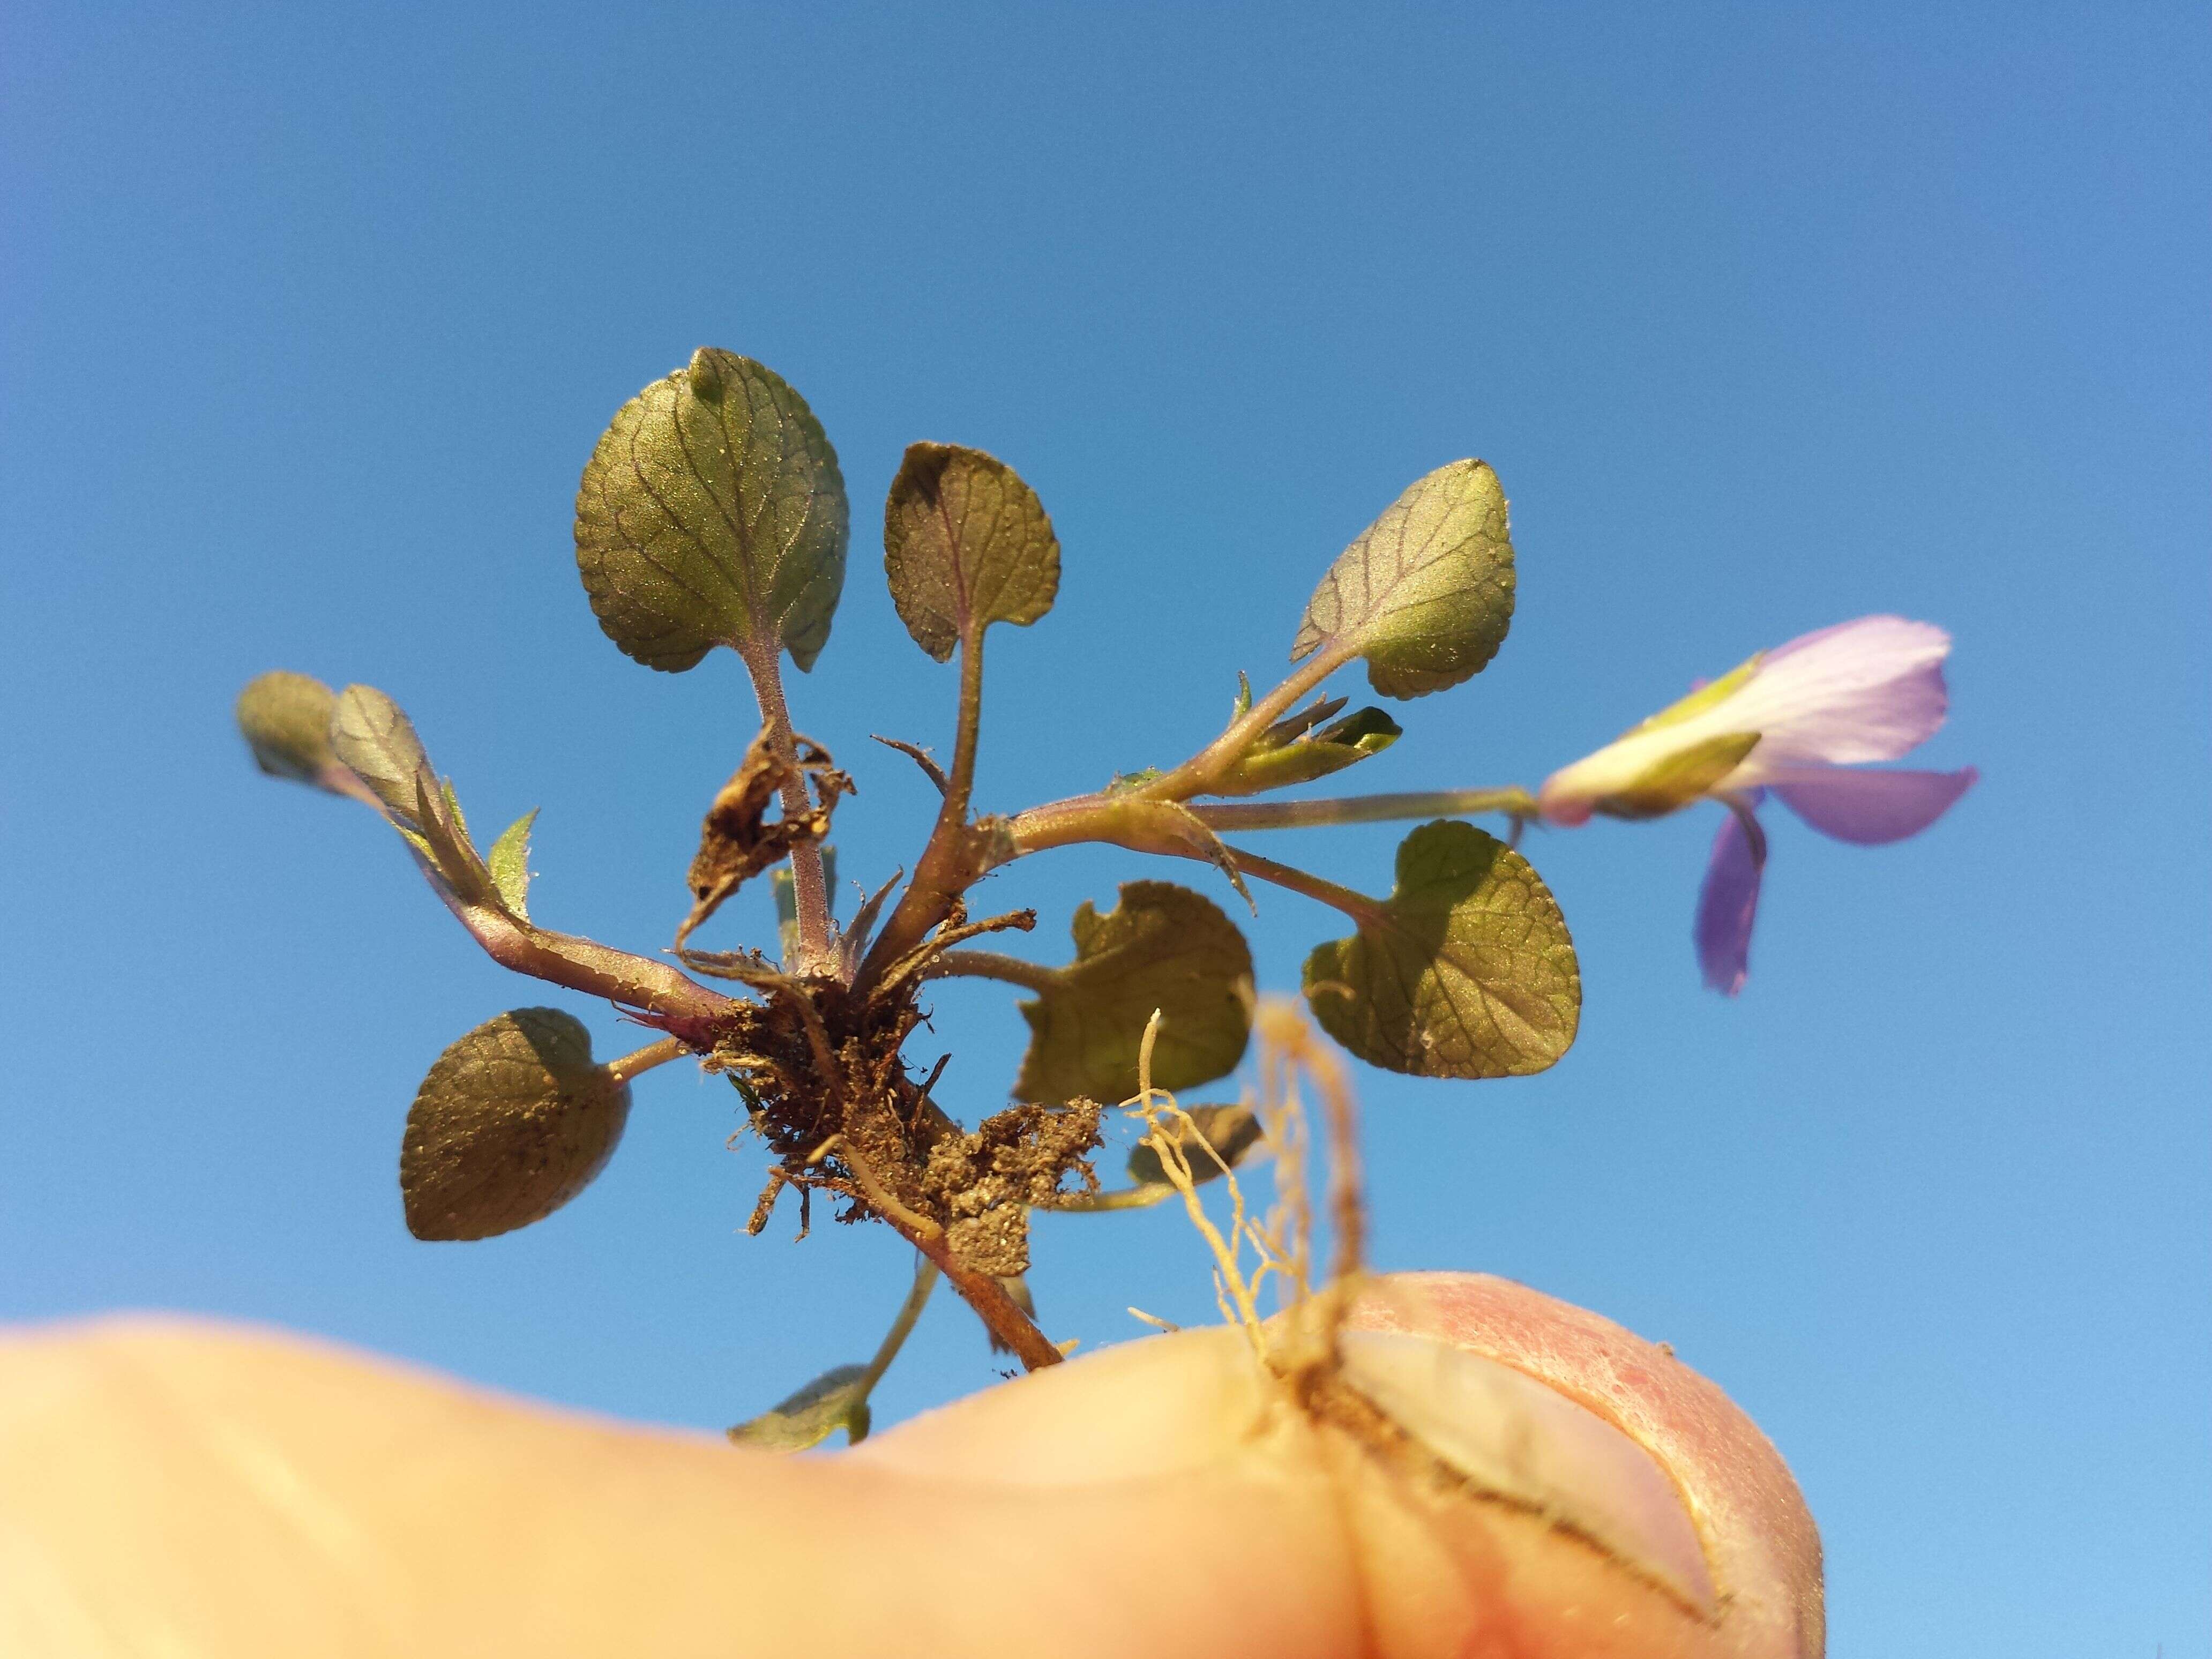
860,1281,1824,1659
1347,1273,1825,1658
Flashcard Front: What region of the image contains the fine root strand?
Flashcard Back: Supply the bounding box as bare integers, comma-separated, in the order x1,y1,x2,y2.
1118,994,1367,1390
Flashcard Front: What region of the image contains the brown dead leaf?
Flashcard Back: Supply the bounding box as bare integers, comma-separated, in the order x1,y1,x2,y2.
678,730,851,947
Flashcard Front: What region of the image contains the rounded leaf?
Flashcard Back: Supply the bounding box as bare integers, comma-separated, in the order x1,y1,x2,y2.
329,683,434,825
883,442,1060,661
236,670,339,786
575,349,849,673
1304,821,1580,1078
1291,460,1516,699
400,1008,631,1240
1016,882,1254,1104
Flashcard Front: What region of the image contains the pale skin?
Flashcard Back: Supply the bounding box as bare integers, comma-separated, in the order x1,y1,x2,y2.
0,1273,1822,1658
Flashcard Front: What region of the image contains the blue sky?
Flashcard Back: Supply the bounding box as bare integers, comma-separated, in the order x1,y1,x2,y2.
4,4,2206,1653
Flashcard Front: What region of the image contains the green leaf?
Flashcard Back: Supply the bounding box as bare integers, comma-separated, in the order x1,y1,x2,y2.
236,670,341,788
882,442,1060,662
330,684,434,825
487,809,539,920
574,348,849,674
323,684,504,905
1015,881,1254,1105
1303,821,1579,1079
1210,697,1402,796
727,1364,871,1452
1290,460,1516,699
409,775,496,908
1128,1103,1265,1187
400,1009,631,1241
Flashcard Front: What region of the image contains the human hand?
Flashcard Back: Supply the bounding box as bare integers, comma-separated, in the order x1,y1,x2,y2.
0,1272,1820,1657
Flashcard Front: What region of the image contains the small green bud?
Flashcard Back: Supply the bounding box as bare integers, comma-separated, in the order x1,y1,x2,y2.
236,670,341,789
1211,698,1402,796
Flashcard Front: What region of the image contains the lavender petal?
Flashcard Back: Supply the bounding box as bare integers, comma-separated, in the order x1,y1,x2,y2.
1694,801,1767,997
1725,615,1953,772
1770,766,1977,846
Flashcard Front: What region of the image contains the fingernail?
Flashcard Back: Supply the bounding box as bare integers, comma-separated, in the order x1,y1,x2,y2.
1337,1330,1716,1617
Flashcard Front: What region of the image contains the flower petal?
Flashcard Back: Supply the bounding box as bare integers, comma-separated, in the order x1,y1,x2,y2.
1768,766,1977,846
1722,615,1952,776
1694,801,1767,997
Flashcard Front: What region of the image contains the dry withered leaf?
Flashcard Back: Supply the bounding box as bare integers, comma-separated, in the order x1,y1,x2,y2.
678,730,852,946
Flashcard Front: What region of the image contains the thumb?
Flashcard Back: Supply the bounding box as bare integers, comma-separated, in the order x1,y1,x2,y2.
0,1274,1820,1658
855,1271,1822,1658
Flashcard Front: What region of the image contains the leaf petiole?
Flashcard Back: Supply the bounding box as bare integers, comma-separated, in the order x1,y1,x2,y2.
922,948,1059,994
604,1035,693,1085
1210,845,1381,924
736,639,834,969
1133,645,1354,803
854,1257,940,1404
1045,1184,1177,1213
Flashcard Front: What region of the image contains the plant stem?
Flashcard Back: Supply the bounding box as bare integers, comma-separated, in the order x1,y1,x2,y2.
999,791,1116,857
1134,644,1351,803
855,631,991,993
897,1220,1063,1371
922,948,1057,993
945,629,987,819
604,1035,692,1084
1047,1184,1176,1213
809,1132,1064,1371
737,640,832,967
862,648,1374,992
427,890,742,1043
1187,786,1537,833
1001,795,1380,926
856,1258,940,1397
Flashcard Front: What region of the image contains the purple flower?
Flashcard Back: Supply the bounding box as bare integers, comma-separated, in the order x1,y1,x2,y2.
1537,616,1976,994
